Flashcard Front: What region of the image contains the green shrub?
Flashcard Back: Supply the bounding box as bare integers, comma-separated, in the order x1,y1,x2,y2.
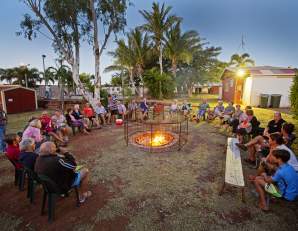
290,72,298,118
143,68,175,99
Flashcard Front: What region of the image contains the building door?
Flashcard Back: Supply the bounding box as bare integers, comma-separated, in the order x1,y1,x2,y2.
234,78,244,104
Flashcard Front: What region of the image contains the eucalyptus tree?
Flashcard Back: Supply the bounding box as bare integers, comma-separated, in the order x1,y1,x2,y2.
176,45,222,96
18,0,130,107
229,53,255,67
139,2,180,75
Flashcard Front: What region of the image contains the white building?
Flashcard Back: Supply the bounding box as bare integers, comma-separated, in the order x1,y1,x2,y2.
221,66,296,107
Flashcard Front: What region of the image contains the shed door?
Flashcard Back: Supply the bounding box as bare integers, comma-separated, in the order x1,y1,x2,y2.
5,88,36,114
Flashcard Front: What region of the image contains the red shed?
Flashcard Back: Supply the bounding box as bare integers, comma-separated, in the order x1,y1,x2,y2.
0,85,37,114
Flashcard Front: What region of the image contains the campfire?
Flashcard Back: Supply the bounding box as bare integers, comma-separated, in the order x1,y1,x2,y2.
134,131,175,147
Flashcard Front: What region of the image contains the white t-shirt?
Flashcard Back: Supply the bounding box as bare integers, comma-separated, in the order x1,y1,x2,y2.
276,144,298,171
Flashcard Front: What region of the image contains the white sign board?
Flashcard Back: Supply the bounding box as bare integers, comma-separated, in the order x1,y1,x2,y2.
225,138,245,187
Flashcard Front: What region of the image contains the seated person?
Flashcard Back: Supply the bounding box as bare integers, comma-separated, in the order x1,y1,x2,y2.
170,100,179,115
83,103,100,128
4,134,22,169
34,142,91,203
19,138,38,171
22,119,43,147
253,149,298,211
207,100,224,121
281,123,296,148
229,104,243,133
222,101,235,124
181,100,190,117
276,140,298,172
140,98,149,121
66,108,90,134
236,114,252,144
128,100,138,120
256,133,298,174
51,110,70,142
40,111,65,145
197,99,209,122
95,101,110,125
117,101,127,120
237,111,286,151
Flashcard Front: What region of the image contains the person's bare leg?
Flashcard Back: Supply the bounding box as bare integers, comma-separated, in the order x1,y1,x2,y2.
99,114,105,125
78,168,91,198
248,145,256,161
254,177,268,210
245,135,264,147
49,132,64,143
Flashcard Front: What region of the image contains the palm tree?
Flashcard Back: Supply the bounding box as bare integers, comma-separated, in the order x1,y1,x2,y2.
105,29,153,96
0,67,42,87
129,28,153,85
164,22,201,78
139,2,180,75
230,53,255,67
105,38,136,90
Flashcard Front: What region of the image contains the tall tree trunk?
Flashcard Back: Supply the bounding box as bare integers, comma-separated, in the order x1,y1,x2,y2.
90,0,101,101
172,60,177,78
137,65,144,97
129,69,139,96
158,42,163,99
159,43,163,74
71,42,97,109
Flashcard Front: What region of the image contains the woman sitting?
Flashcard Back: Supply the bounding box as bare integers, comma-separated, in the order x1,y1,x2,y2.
51,109,70,142
40,111,66,146
170,100,179,115
22,119,43,148
83,103,100,128
66,108,90,134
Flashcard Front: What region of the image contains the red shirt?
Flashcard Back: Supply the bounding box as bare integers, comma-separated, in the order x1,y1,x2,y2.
6,144,22,169
83,107,94,118
40,115,53,133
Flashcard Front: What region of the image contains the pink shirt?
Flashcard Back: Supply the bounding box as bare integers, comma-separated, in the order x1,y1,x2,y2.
22,126,42,143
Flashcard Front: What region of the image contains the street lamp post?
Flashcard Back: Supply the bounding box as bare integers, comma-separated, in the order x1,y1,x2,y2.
42,54,46,85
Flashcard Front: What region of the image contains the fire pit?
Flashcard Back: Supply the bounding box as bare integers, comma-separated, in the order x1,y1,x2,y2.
124,107,188,152
131,130,178,151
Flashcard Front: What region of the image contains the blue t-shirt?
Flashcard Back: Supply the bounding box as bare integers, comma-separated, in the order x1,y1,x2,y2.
140,101,148,112
272,163,298,201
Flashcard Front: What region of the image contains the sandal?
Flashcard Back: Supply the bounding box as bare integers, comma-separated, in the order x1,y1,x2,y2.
83,191,92,198
79,191,92,203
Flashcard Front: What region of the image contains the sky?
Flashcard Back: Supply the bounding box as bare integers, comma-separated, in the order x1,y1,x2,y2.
0,0,298,83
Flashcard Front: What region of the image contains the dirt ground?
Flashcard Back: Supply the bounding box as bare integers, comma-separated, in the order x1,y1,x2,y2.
0,121,298,231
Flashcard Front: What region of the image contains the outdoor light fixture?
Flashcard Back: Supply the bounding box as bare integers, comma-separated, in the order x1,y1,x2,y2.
236,69,245,77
